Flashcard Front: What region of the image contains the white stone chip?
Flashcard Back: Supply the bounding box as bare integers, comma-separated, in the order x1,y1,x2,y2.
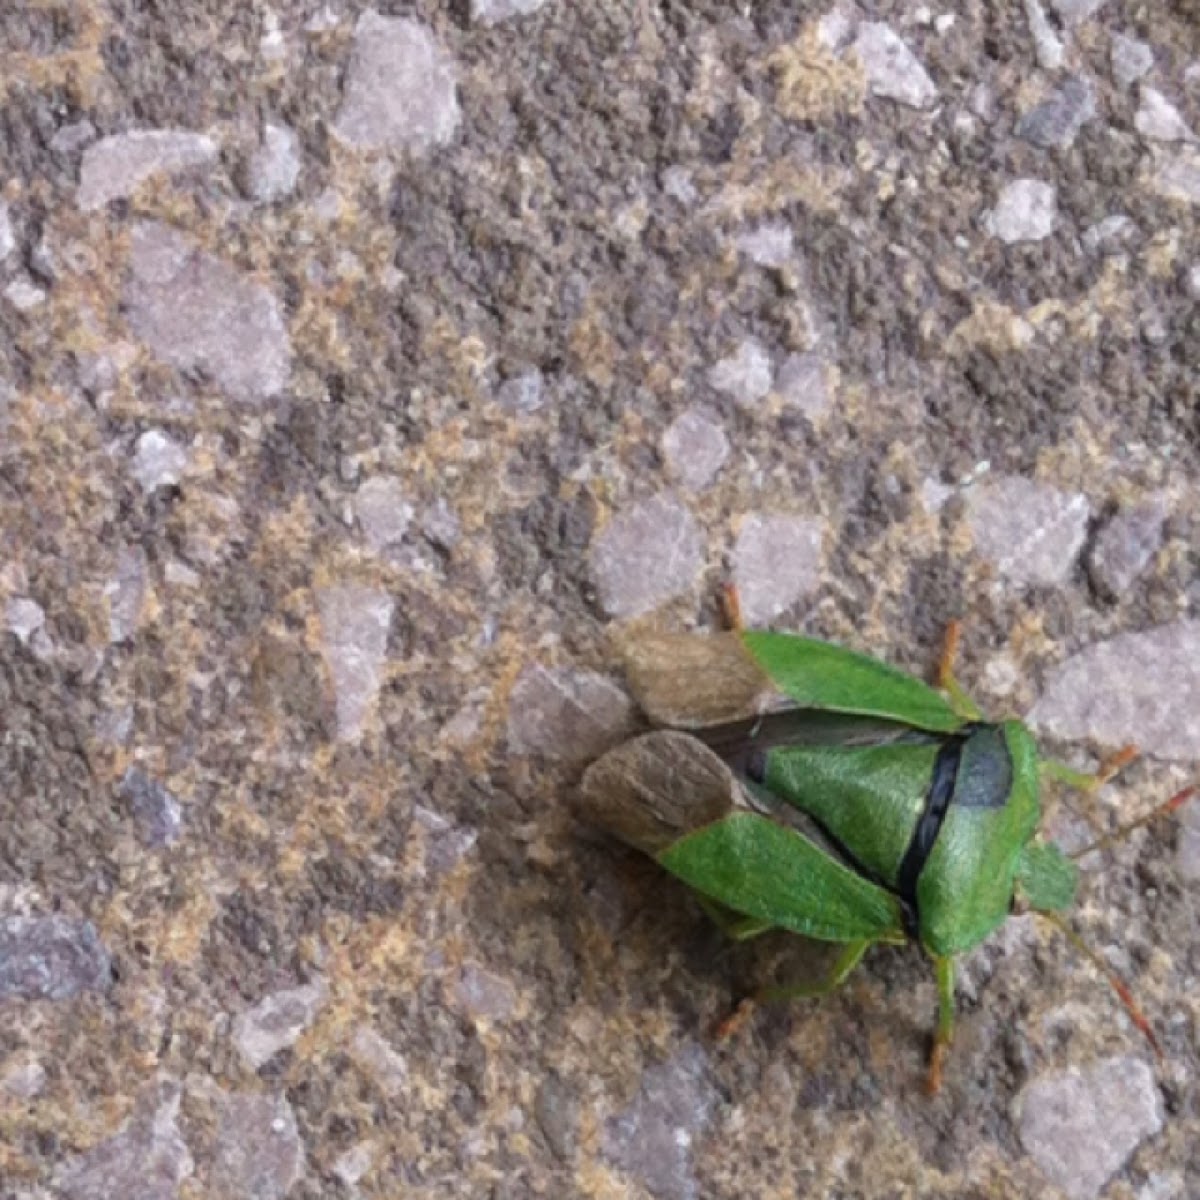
1024,0,1064,71
125,222,292,403
707,338,772,408
589,494,704,618
1030,621,1200,761
852,23,939,109
355,475,414,553
661,408,729,492
732,514,824,625
470,0,548,24
735,222,794,269
131,429,188,493
1111,34,1153,89
1135,87,1196,144
984,179,1057,243
1049,0,1109,23
1152,152,1200,205
78,129,219,211
0,200,14,261
333,13,461,153
246,123,302,203
5,597,46,644
316,586,394,741
233,981,328,1069
1016,1057,1162,1200
967,476,1088,586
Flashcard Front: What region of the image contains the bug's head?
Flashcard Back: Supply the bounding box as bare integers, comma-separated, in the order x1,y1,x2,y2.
1013,840,1078,915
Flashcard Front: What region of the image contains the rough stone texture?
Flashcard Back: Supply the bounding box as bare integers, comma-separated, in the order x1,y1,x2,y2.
1086,495,1168,598
984,179,1058,242
506,664,634,763
0,917,112,1001
661,407,729,492
316,585,394,741
209,1092,303,1200
1016,1057,1162,1199
333,13,460,152
589,494,704,617
1030,622,1200,760
602,1043,720,1200
1017,77,1096,149
1152,151,1200,204
124,222,291,403
732,513,825,625
775,351,831,421
106,544,148,643
332,1141,376,1188
1051,0,1110,22
55,1080,193,1200
1179,801,1200,883
455,962,517,1022
4,3,1200,1196
232,981,328,1069
77,129,218,211
350,1027,409,1097
967,476,1089,585
118,768,184,847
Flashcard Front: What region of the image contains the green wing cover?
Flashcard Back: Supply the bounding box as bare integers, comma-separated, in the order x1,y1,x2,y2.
658,813,906,943
741,631,964,733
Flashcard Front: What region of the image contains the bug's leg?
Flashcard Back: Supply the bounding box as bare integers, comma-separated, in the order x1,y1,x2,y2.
715,939,870,1039
1067,784,1196,861
720,582,745,631
694,894,774,942
1041,744,1139,794
926,955,956,1095
936,619,982,721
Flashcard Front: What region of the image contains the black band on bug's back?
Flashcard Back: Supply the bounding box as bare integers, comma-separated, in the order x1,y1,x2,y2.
896,735,966,938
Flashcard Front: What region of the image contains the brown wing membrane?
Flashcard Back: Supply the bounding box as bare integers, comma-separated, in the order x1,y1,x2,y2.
616,631,783,729
577,731,746,857
698,709,933,775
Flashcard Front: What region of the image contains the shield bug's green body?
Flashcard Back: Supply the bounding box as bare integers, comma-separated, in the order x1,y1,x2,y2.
579,624,1191,1092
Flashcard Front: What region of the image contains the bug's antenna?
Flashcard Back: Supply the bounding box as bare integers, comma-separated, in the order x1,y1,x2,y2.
1034,909,1162,1059
1068,786,1196,861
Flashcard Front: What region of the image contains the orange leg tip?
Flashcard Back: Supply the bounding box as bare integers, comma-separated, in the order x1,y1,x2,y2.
1092,744,1140,788
937,620,963,686
713,998,755,1041
925,1042,947,1096
1165,786,1197,815
720,583,744,632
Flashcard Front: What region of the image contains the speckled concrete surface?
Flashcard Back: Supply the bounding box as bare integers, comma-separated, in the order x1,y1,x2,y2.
1,3,1199,1198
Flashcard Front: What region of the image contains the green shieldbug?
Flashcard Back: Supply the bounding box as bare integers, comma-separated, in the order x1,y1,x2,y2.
578,618,1195,1093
